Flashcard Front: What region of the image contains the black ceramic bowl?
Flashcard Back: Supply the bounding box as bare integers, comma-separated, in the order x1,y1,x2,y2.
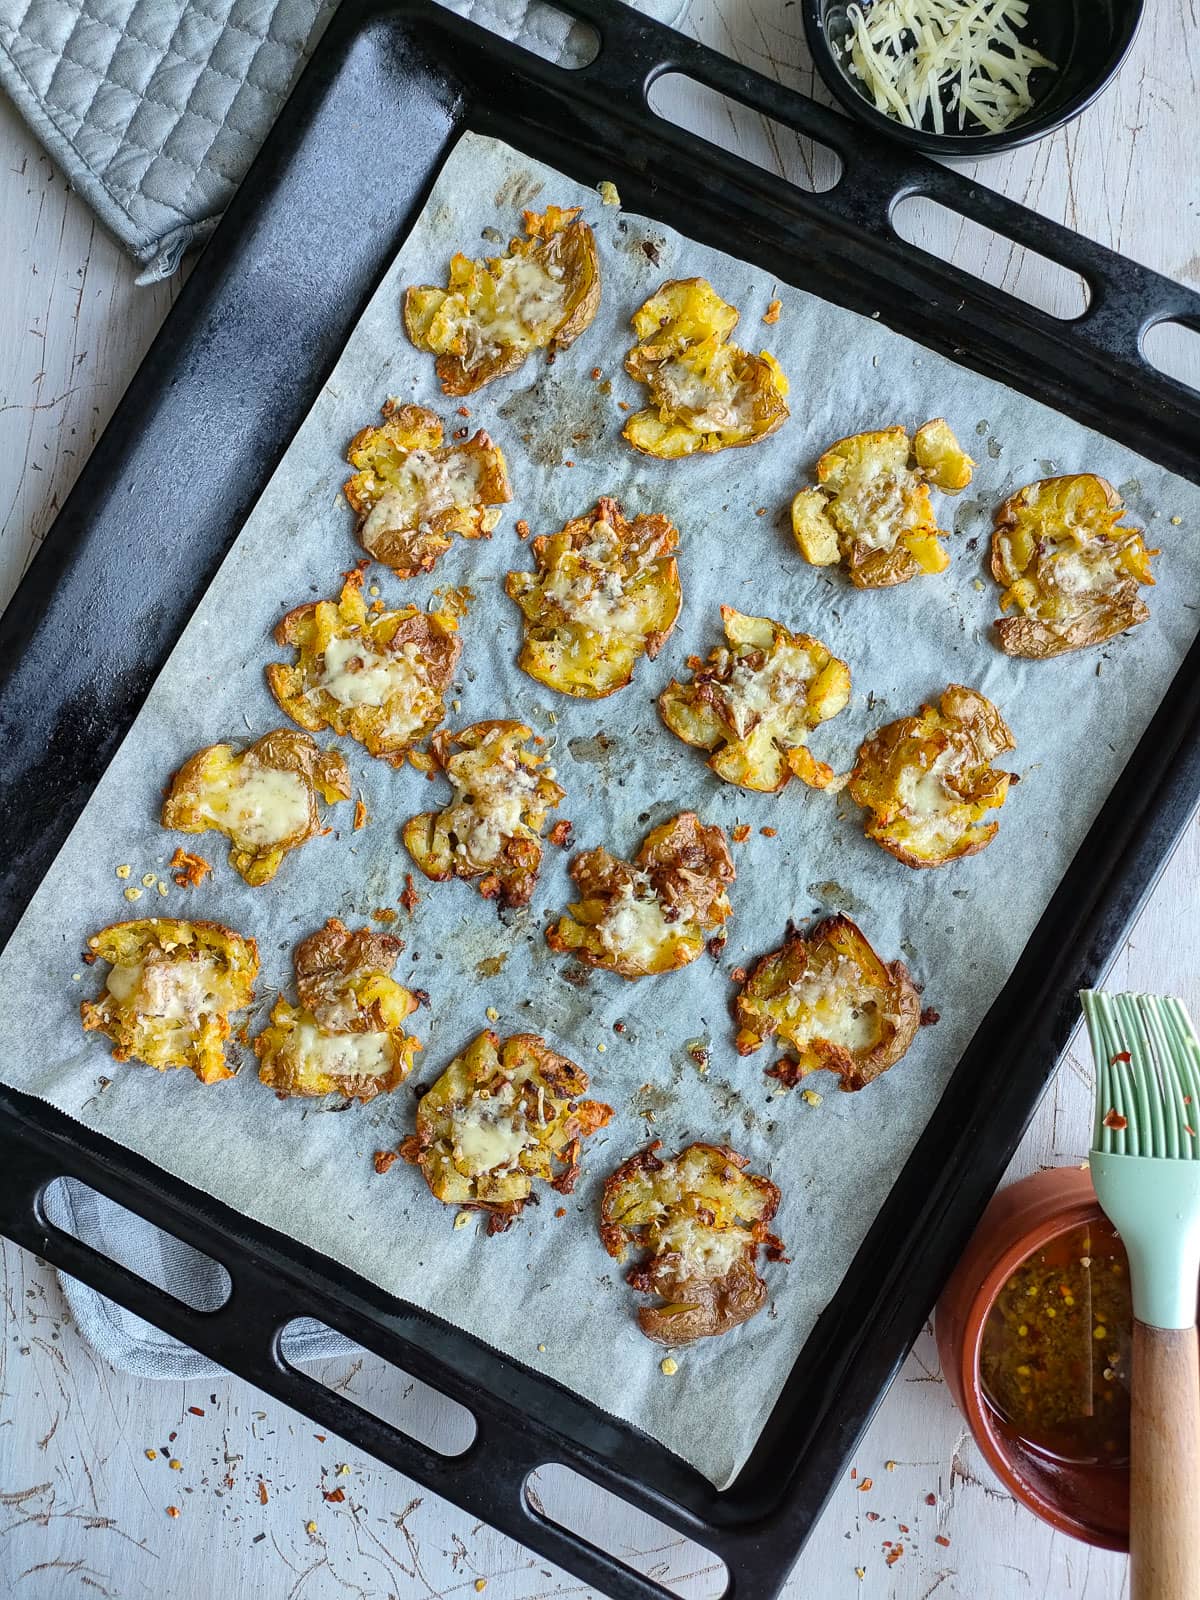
802,0,1145,156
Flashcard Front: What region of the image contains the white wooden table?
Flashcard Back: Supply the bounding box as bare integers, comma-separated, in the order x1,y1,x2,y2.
1,2,1196,1592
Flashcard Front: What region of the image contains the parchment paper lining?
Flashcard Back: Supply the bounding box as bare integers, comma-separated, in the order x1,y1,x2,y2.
1,132,1197,1490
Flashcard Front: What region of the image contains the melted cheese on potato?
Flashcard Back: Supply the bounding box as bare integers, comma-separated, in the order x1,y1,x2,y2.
81,919,258,1084
396,1030,612,1233
194,764,310,849
360,450,484,548
598,884,676,966
316,638,434,745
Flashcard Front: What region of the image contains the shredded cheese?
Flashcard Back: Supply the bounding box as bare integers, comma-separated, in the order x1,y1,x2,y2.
839,0,1055,134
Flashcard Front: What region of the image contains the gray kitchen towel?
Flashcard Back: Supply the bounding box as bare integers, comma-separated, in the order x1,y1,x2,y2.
0,0,687,282
5,0,686,1375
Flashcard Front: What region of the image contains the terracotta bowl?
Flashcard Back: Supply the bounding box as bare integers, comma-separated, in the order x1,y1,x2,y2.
934,1167,1129,1551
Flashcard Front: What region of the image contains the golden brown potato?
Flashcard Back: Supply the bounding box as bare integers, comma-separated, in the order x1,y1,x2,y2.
848,685,1016,867
990,474,1158,658
505,497,681,698
546,812,734,979
267,571,461,768
397,1030,612,1233
80,919,258,1085
161,730,351,887
404,205,601,395
734,915,921,1091
402,721,564,909
658,607,850,792
253,919,421,1101
791,419,974,588
343,401,512,579
599,1141,785,1344
622,278,789,458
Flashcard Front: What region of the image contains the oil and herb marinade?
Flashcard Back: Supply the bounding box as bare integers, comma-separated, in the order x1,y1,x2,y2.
980,1220,1131,1466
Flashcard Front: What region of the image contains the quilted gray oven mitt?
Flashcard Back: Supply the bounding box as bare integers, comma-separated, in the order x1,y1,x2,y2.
0,0,687,282
4,0,686,1376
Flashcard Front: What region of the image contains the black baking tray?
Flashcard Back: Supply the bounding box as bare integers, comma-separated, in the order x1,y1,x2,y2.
2,2,1200,1595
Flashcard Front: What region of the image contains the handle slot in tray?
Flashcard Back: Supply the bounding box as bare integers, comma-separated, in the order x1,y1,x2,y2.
281,1319,478,1456
526,1463,729,1599
647,71,843,194
889,192,1091,320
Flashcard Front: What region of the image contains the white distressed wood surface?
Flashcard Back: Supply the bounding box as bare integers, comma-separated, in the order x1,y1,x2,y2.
1,0,1197,1590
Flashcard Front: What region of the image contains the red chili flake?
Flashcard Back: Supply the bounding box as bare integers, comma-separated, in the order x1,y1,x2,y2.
935,1534,951,1547
453,427,469,441
755,507,767,517
516,519,531,540
555,1207,567,1218
885,1545,904,1567
354,798,368,831
591,367,602,380
323,1487,346,1503
457,406,470,417
1103,1108,1128,1131
865,1511,880,1522
170,846,212,888
258,1481,269,1505
169,1432,177,1442
564,459,575,468
188,1406,205,1417
925,1492,937,1506
373,1149,399,1175
730,966,747,984
613,1020,626,1034
618,400,631,411
920,1007,941,1027
315,1435,327,1443
400,874,421,914
1111,1051,1131,1064
731,824,751,843
858,1478,873,1492
898,1524,909,1534
166,1505,180,1519
850,1468,857,1480
547,819,574,848
760,827,777,838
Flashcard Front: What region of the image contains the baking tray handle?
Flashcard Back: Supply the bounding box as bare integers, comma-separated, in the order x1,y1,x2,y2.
0,1118,720,1600
539,0,1200,391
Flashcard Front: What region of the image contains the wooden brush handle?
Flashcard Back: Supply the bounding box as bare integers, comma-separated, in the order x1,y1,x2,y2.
1131,1321,1200,1600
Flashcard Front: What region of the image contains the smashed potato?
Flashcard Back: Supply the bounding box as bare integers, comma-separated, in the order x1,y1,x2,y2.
849,685,1016,867
991,474,1158,657
267,571,461,767
254,919,421,1101
546,812,734,979
397,1030,612,1233
735,915,921,1091
505,497,681,698
622,278,789,457
343,401,512,578
80,919,258,1085
791,419,974,588
161,730,350,887
658,607,850,792
402,721,564,908
599,1142,784,1343
404,205,600,395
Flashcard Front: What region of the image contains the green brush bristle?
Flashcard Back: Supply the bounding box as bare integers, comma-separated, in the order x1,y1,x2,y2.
1082,990,1200,1161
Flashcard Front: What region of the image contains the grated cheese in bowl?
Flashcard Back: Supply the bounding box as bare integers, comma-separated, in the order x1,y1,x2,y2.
835,0,1057,135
